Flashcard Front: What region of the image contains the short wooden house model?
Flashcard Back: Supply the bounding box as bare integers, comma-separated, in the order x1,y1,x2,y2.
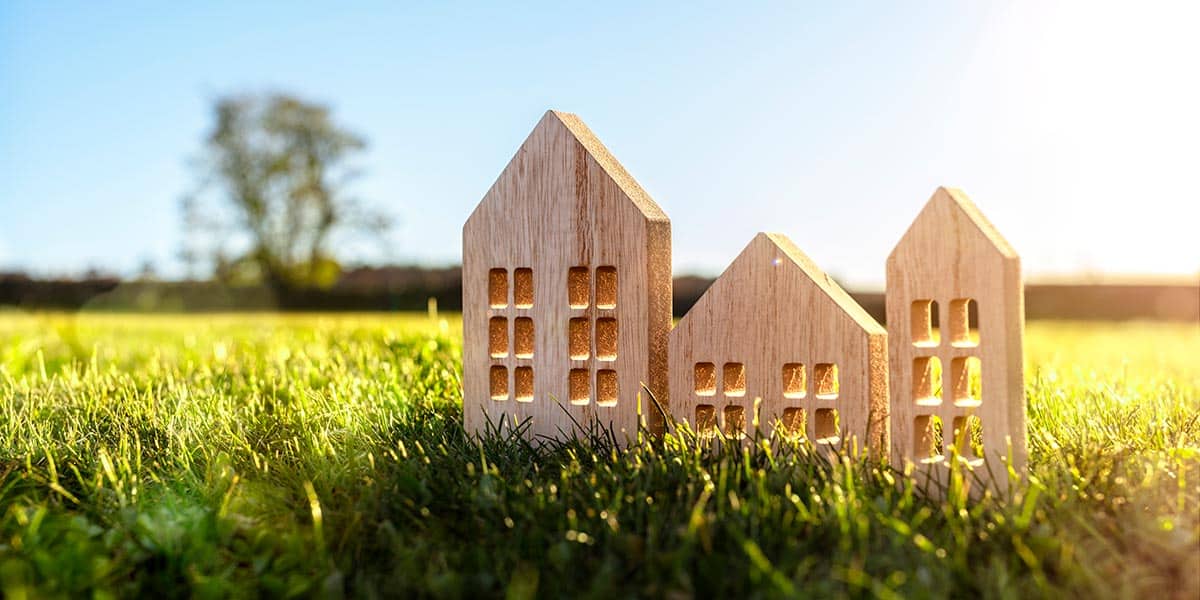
669,233,889,454
462,111,672,442
887,187,1025,492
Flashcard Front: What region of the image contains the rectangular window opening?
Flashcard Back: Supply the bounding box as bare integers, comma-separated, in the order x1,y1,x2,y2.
723,405,747,437
814,408,840,445
782,363,806,399
568,317,590,360
951,415,984,464
569,368,590,405
513,268,534,308
488,317,508,358
595,317,618,361
596,369,618,406
695,404,717,437
951,356,982,407
514,366,534,402
814,363,839,399
914,415,944,463
694,362,716,396
514,317,534,358
567,267,590,309
911,300,940,347
949,298,979,347
780,407,806,439
488,268,508,308
912,356,942,406
595,266,617,309
490,365,508,401
723,362,746,397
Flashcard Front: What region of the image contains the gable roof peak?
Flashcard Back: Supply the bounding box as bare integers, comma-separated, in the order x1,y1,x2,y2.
895,186,1017,259
733,232,884,333
543,110,668,221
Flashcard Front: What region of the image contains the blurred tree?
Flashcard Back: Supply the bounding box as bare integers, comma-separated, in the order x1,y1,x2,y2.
182,93,390,291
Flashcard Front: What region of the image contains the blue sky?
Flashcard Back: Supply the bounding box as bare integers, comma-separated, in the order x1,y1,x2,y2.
2,1,1197,287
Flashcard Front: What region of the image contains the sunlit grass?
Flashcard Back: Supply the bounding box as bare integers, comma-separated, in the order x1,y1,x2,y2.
0,312,1196,597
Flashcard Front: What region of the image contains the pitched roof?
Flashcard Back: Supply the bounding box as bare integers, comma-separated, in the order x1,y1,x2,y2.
893,187,1017,259
550,111,668,222
759,233,886,334
467,110,668,225
685,232,884,334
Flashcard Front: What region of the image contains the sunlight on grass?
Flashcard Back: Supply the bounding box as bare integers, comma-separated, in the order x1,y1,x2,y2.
0,311,1196,597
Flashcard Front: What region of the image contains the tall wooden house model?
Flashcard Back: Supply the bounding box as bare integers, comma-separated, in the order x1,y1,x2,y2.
463,112,1024,491
462,111,672,442
886,187,1026,491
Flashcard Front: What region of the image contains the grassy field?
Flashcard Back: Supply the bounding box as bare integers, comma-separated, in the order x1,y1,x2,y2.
0,312,1197,598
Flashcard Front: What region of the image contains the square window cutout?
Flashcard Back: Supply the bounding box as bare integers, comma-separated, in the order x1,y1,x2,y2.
780,407,806,439
595,266,617,309
694,363,716,396
950,356,982,408
695,404,717,436
489,317,508,358
569,368,590,405
814,363,839,399
723,405,746,437
596,369,618,406
782,363,806,399
949,298,978,347
912,357,942,406
490,366,508,401
514,317,534,358
951,416,985,466
914,414,944,464
567,267,589,309
723,363,746,397
514,366,533,402
488,269,507,308
911,300,940,347
513,268,534,308
814,408,839,444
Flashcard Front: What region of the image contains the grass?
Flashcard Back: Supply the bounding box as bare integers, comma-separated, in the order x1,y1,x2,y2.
0,312,1197,598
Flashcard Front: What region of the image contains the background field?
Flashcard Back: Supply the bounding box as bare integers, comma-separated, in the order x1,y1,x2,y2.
0,312,1197,598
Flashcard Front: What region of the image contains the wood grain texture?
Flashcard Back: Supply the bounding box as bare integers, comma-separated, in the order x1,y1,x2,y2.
887,187,1026,494
669,233,889,456
463,111,671,444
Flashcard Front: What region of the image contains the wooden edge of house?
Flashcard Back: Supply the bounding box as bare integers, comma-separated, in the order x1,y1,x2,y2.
548,110,670,224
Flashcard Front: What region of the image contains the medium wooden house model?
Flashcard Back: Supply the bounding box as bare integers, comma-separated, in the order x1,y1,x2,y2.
669,233,889,454
462,111,672,442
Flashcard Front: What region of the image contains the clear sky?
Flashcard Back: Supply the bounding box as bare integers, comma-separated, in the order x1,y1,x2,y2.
2,1,1197,287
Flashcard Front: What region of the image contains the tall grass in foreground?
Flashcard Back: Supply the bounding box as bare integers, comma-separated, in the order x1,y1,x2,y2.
0,313,1197,598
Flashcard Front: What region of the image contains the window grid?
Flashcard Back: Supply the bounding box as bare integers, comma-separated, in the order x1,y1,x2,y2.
566,266,619,407
488,267,535,404
778,360,840,443
908,297,985,462
691,360,751,436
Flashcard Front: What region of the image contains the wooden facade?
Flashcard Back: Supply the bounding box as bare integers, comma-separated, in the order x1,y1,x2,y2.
669,233,889,455
887,187,1026,493
462,111,672,443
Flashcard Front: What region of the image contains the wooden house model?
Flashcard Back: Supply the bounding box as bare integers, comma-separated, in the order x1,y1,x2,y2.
669,233,889,454
462,113,1026,495
462,111,672,442
886,187,1025,492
